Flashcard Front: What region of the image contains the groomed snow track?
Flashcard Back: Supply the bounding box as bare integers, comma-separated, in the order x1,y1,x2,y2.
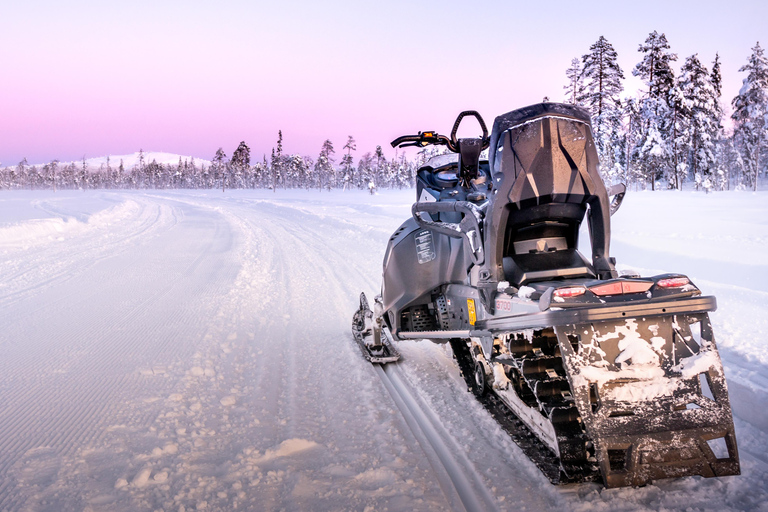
0,189,766,511
374,362,499,512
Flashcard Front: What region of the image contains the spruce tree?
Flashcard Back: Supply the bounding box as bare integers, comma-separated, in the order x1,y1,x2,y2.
632,31,678,189
212,147,227,191
678,54,719,191
340,136,356,190
231,141,251,189
271,131,284,191
314,140,335,191
578,36,625,181
563,58,584,105
633,31,677,100
731,42,768,190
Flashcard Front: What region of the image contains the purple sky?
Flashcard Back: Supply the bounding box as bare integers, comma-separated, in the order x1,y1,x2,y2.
1,0,766,166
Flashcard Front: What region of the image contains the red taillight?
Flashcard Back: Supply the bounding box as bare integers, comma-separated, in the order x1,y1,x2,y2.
589,280,654,296
657,277,691,288
589,282,624,296
553,286,586,298
621,281,653,294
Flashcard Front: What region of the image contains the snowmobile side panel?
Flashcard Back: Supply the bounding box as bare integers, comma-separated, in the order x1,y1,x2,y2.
381,219,472,334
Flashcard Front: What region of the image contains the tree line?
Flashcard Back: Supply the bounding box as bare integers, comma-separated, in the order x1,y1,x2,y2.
0,132,430,192
2,32,766,193
564,32,767,191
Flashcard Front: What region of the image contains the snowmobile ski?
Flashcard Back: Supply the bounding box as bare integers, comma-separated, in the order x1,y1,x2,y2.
352,292,401,364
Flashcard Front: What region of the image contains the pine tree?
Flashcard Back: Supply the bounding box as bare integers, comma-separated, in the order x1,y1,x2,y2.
632,31,678,189
340,136,356,190
633,31,677,101
231,141,251,189
212,147,227,191
563,58,584,105
271,131,284,191
710,53,728,189
667,82,688,189
314,140,335,191
373,145,386,189
678,54,720,192
578,36,625,181
732,42,768,190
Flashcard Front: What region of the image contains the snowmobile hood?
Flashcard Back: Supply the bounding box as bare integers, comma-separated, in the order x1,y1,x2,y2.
489,103,592,174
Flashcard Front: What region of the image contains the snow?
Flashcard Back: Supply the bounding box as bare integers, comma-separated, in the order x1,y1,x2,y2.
0,188,767,511
517,286,536,299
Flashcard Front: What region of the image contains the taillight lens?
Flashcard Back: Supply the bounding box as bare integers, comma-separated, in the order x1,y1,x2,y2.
657,277,691,288
621,281,653,294
553,286,587,298
589,282,624,296
589,280,653,296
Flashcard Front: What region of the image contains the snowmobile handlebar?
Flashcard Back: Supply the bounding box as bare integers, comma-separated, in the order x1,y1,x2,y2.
390,111,490,152
390,131,456,151
449,110,489,149
412,201,485,264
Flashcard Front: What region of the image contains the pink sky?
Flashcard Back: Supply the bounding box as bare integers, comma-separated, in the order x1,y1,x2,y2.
1,0,766,166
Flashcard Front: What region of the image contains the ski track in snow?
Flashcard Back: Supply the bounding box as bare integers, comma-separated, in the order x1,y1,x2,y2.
0,189,766,511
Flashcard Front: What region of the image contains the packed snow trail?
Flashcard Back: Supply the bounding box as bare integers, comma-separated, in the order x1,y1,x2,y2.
0,189,766,511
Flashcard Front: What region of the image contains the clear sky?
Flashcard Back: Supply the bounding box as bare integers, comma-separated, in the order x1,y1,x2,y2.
1,0,766,165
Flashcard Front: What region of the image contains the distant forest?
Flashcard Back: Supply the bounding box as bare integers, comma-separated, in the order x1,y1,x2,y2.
0,134,428,192
2,31,766,192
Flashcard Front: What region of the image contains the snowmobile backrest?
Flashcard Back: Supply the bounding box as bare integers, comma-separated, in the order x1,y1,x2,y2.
484,103,617,286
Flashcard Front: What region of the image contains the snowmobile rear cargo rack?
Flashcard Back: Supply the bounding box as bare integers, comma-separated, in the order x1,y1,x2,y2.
395,295,716,340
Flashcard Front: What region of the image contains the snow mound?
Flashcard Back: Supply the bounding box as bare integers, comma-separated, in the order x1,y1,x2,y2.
0,200,138,248
255,439,320,463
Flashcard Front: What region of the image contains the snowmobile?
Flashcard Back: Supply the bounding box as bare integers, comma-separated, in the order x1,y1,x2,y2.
352,103,740,488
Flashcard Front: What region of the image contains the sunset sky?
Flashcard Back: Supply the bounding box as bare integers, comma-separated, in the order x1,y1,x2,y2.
1,0,766,165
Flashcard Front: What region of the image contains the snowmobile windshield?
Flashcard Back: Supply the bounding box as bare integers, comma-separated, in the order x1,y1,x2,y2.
423,153,458,171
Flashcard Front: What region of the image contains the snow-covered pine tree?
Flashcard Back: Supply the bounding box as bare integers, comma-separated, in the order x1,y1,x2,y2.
633,96,672,190
710,53,728,190
667,81,689,190
622,98,644,187
314,139,335,191
118,160,126,189
212,147,227,191
231,141,251,189
340,136,356,190
271,131,284,191
373,145,386,190
634,31,677,101
577,36,625,182
632,31,678,189
563,58,584,105
678,54,720,192
731,42,768,191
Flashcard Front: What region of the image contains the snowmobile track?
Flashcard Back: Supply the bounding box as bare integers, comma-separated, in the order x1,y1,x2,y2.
447,339,600,486
375,363,498,512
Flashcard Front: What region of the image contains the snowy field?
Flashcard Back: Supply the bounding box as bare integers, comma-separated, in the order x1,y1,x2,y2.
0,188,766,512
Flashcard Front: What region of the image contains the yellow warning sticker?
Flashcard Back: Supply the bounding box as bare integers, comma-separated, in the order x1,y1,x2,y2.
467,299,476,326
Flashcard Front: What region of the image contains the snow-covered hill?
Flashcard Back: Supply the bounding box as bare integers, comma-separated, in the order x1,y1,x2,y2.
0,189,765,511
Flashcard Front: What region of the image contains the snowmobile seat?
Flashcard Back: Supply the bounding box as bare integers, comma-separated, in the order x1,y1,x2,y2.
502,203,595,285
484,103,617,287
